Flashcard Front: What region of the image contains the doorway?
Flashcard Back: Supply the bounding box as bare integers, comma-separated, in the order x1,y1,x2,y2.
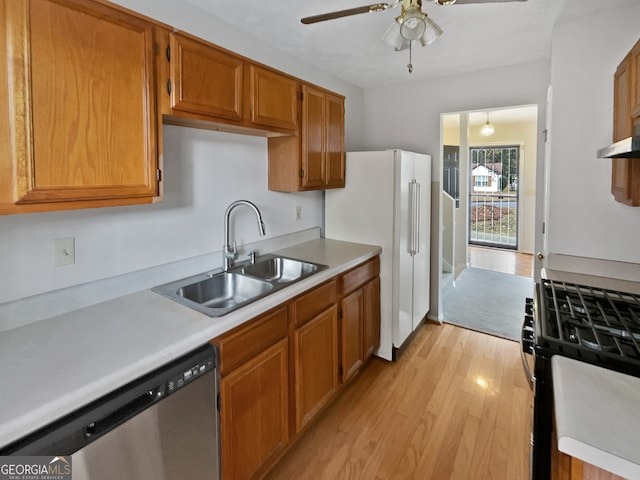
439,105,537,340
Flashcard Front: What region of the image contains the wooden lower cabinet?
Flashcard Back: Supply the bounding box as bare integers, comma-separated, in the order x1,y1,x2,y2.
340,276,380,383
293,305,339,432
341,288,364,383
340,258,381,384
363,276,381,359
220,338,289,480
215,255,381,479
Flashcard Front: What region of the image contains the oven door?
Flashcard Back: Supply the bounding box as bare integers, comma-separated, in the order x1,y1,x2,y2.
521,295,553,480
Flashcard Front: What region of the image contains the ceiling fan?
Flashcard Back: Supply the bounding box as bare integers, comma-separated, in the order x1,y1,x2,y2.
301,0,527,72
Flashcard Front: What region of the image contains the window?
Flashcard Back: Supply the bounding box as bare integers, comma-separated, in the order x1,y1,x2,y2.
475,175,490,187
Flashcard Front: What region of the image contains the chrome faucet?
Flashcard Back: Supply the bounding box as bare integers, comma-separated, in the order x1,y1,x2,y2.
223,200,266,271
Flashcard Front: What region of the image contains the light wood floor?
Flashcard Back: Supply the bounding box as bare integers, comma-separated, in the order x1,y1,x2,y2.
468,246,533,278
266,323,533,480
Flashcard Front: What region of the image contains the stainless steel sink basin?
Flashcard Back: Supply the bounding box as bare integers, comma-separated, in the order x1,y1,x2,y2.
240,256,322,284
178,272,273,308
152,254,328,317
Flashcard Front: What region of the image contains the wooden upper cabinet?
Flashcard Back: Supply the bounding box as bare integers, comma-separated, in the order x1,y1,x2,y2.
164,33,299,135
613,56,632,142
169,32,243,121
611,39,640,206
267,84,345,192
301,86,327,189
0,0,159,212
248,64,298,131
325,92,346,188
631,41,640,123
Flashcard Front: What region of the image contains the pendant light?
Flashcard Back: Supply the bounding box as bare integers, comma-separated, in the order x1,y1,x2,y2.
481,112,495,136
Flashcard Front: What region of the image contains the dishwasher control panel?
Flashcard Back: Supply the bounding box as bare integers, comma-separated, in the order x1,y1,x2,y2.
167,358,215,393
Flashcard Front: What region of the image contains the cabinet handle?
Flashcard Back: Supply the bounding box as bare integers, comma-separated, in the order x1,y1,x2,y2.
166,80,172,95
299,169,304,178
165,45,171,62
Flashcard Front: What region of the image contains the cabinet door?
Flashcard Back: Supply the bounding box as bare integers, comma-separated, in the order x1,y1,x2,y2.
301,85,327,189
341,288,364,383
248,64,298,131
293,305,339,432
363,277,381,359
611,54,640,206
5,0,158,204
170,32,243,121
220,338,289,480
325,93,345,188
631,41,640,121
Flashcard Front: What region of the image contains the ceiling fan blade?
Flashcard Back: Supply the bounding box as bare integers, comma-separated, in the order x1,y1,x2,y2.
301,3,393,25
442,0,527,4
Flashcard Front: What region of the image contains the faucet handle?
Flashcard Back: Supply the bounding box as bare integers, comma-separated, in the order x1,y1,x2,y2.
224,241,238,260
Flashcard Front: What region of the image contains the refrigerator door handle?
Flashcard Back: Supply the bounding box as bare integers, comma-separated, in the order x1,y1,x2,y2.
408,180,419,255
414,182,421,254
408,180,414,255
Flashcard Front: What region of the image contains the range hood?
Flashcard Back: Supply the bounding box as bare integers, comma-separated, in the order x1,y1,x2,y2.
597,136,640,158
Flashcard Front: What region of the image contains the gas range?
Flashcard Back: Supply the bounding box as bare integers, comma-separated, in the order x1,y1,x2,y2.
532,279,640,375
522,278,640,479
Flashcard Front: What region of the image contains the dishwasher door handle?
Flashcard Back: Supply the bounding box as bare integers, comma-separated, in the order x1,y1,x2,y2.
85,385,164,439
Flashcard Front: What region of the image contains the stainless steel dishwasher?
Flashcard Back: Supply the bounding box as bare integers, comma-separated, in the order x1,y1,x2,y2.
0,344,221,480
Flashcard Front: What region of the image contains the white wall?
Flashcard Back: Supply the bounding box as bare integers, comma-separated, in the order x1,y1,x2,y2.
547,4,640,263
363,61,550,319
0,0,365,305
0,127,324,303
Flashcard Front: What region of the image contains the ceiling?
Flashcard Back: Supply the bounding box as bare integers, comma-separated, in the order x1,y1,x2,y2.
444,105,538,129
182,0,637,89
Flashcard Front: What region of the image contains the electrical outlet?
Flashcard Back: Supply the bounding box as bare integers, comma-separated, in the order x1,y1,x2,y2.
54,237,75,266
294,206,302,222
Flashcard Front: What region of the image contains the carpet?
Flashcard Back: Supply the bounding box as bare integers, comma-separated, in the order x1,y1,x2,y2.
443,267,534,341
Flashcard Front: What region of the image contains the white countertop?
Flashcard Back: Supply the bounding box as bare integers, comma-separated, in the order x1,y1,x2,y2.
552,355,640,478
0,238,381,449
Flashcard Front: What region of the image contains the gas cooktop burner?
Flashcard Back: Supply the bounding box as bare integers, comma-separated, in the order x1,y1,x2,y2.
538,279,640,365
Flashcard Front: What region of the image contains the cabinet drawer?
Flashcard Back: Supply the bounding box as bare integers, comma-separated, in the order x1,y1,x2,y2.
293,279,337,327
341,257,380,296
216,306,288,376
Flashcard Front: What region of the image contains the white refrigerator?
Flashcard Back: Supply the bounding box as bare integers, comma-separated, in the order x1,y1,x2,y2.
325,150,431,361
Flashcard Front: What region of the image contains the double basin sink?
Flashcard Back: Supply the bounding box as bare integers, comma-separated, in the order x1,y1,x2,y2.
153,254,328,317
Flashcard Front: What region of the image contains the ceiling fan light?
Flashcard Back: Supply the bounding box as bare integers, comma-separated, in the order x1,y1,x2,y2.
399,7,426,40
382,20,405,50
421,15,443,45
